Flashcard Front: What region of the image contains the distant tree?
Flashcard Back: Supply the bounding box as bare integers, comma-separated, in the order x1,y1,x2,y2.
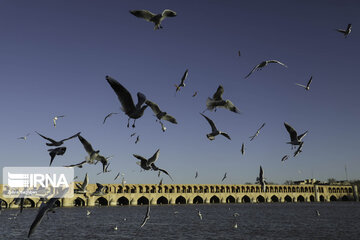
245,182,253,185
283,180,294,185
327,178,337,184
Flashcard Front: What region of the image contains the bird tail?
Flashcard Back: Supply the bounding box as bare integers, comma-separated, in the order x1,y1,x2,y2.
206,98,215,111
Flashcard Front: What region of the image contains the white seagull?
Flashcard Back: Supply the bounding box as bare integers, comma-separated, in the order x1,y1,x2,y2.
336,24,352,38
175,69,188,93
205,85,240,113
145,100,178,124
295,76,312,91
200,113,231,141
53,115,65,128
130,9,177,30
245,60,287,79
140,203,151,228
249,123,266,141
17,133,30,140
284,122,308,148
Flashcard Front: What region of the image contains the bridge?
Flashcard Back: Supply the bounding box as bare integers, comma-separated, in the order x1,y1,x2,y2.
0,182,358,209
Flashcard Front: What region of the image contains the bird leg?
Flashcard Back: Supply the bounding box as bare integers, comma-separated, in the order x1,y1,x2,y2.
127,118,130,128
132,119,136,128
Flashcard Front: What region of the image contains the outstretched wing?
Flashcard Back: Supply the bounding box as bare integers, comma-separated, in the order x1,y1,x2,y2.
163,114,178,124
148,149,160,165
61,132,81,142
200,113,217,132
180,69,188,85
35,131,56,144
224,100,240,113
284,122,298,142
307,76,313,88
258,123,266,131
64,160,86,168
268,60,288,68
106,76,136,114
297,131,308,141
162,9,177,18
336,29,346,34
220,132,231,140
212,85,224,101
78,135,94,155
103,112,119,124
145,100,161,115
136,92,147,109
130,10,156,22
295,83,306,88
245,63,261,79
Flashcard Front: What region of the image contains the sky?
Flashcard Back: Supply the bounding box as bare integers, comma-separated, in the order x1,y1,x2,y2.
0,0,359,185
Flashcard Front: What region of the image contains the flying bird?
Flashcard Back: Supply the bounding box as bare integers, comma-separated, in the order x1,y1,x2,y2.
64,160,87,168
200,113,231,141
145,100,178,124
256,166,266,192
36,131,80,146
159,178,163,186
106,76,148,128
241,143,245,155
130,9,177,30
195,171,198,179
284,122,308,148
281,155,289,162
293,142,304,157
17,133,30,140
48,147,66,166
130,132,137,137
103,112,119,124
245,60,287,79
140,203,151,228
175,69,188,93
192,91,198,97
91,183,106,196
133,149,173,181
74,173,89,195
238,50,241,56
135,135,140,144
221,172,227,182
197,209,202,220
336,24,352,38
205,85,240,113
114,172,120,181
249,123,266,141
295,76,312,91
53,115,65,128
160,121,167,132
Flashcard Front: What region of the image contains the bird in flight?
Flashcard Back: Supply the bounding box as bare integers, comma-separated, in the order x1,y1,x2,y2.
221,172,227,182
195,171,198,179
293,142,304,157
241,143,245,155
145,100,178,124
130,9,177,30
256,166,266,192
205,85,240,114
135,135,140,144
238,50,241,56
175,69,188,93
192,91,198,97
114,172,120,181
48,147,66,166
295,76,312,91
106,76,148,128
245,60,287,79
281,155,289,162
249,123,266,141
200,113,231,141
17,133,30,140
160,121,167,132
336,24,352,38
36,131,80,146
103,112,119,124
74,173,89,195
53,115,65,128
140,203,151,228
284,122,308,148
197,209,203,220
91,183,106,196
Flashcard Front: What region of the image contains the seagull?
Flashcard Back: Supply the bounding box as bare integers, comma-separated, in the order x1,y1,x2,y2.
103,112,119,124
316,210,320,216
17,133,30,140
140,203,151,228
281,155,289,162
135,135,140,144
133,149,174,181
86,210,91,216
145,100,178,124
195,171,198,179
28,189,67,238
192,91,198,97
205,85,240,113
130,9,177,30
91,183,106,196
295,76,312,91
48,147,66,166
245,60,287,79
233,213,239,217
200,113,231,141
130,132,137,137
114,226,118,231
64,160,87,168
160,121,166,132
241,143,245,155
249,123,266,141
36,131,80,146
256,166,266,192
159,178,163,186
293,142,304,157
114,172,120,181
175,69,188,93
284,122,308,148
197,209,202,220
121,177,126,188
233,223,238,229
336,24,352,38
73,176,78,180
106,75,148,128
74,173,89,195
222,173,227,182
53,115,65,128
238,50,241,56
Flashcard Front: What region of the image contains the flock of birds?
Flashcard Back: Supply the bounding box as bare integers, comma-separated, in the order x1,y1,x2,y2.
6,7,352,239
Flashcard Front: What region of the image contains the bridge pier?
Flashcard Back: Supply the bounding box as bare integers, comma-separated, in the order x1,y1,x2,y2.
315,185,320,202
150,198,157,205
87,197,95,207
109,199,117,206
266,197,271,203
130,199,137,205
205,198,210,204
221,198,226,204
236,197,241,203
62,198,73,207
187,198,193,204
353,185,359,201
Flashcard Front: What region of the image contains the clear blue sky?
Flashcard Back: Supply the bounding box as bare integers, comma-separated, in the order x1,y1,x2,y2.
0,0,359,185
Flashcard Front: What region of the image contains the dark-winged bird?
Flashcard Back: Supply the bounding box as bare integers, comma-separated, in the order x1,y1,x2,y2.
245,60,287,79
200,113,231,141
249,123,266,141
78,135,109,172
91,183,106,196
284,122,308,148
140,203,151,228
293,142,304,157
48,147,66,166
221,172,227,182
130,9,176,30
106,75,148,128
336,24,352,38
256,166,266,192
145,100,178,124
36,131,80,146
103,112,119,124
295,76,312,91
205,85,240,113
175,69,188,93
74,173,89,195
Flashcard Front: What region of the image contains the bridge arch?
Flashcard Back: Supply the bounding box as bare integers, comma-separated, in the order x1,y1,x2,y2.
176,196,186,204
226,195,235,203
256,195,265,203
193,196,203,204
157,196,168,205
242,195,250,203
330,195,337,202
284,195,292,202
0,199,8,208
210,195,220,203
271,195,279,202
95,197,108,206
54,200,61,207
73,197,86,206
137,196,149,205
342,195,349,201
309,195,315,202
319,195,325,202
297,195,305,202
24,198,36,208
117,197,129,206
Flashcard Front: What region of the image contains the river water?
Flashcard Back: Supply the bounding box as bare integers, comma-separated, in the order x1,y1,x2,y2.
1,202,359,239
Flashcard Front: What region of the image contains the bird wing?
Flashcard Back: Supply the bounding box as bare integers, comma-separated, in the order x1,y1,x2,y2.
82,173,89,189
140,204,151,228
220,132,231,140
180,69,188,85
114,173,120,181
200,113,217,132
224,100,240,113
145,100,161,115
284,122,298,141
148,149,160,165
106,76,136,114
35,131,57,144
297,131,308,141
222,173,227,181
48,150,56,166
130,10,156,21
259,166,264,179
307,76,313,88
78,135,95,154
162,114,178,124
154,166,174,181
162,9,177,18
212,85,224,101
95,155,108,172
295,83,306,88
61,132,81,142
336,29,346,34
64,160,86,168
103,112,118,124
136,92,147,109
268,60,288,68
258,123,266,131
245,63,260,78
96,183,104,191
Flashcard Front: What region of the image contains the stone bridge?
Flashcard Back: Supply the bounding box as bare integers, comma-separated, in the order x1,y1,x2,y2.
0,183,358,209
